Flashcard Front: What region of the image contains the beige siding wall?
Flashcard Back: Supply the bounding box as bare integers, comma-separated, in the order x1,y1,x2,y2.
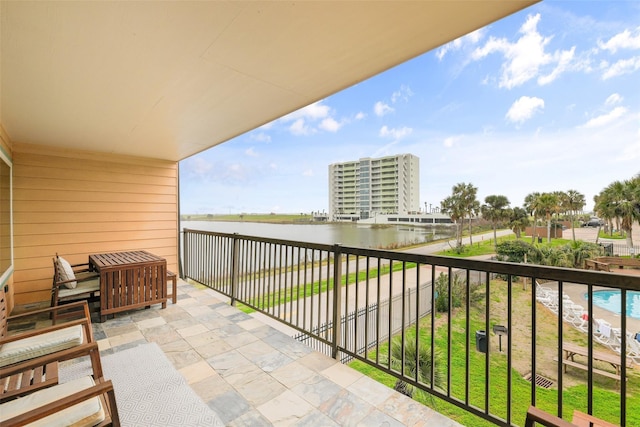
12,143,178,305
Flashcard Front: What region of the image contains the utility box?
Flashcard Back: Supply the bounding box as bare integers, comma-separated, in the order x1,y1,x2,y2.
476,330,487,353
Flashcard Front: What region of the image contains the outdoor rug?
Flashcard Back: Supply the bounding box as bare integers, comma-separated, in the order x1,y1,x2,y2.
60,342,223,427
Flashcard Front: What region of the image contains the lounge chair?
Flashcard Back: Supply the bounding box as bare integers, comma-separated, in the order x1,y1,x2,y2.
0,342,120,426
592,319,623,352
0,290,96,401
561,302,585,327
625,332,640,364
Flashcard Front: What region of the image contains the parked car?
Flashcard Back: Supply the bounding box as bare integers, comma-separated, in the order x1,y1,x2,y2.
582,217,604,227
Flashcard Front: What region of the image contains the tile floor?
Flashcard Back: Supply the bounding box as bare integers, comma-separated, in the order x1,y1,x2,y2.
65,279,462,426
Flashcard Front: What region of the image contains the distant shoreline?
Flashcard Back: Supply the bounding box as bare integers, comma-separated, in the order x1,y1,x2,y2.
180,213,321,225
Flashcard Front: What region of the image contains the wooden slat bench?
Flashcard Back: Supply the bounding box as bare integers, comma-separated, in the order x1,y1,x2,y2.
595,256,640,268
561,359,624,382
584,259,610,272
585,256,640,272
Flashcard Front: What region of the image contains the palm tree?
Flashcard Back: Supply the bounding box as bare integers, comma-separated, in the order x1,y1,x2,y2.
593,193,613,243
481,195,510,246
387,335,443,398
595,176,640,251
441,183,478,251
451,183,480,246
441,195,464,251
509,207,530,239
524,192,541,244
536,192,558,243
563,189,585,241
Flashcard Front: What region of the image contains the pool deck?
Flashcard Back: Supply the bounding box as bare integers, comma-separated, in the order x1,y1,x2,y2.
543,279,640,336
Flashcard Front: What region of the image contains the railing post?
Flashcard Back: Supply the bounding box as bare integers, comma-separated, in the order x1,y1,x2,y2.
183,229,189,279
230,233,240,307
331,244,342,360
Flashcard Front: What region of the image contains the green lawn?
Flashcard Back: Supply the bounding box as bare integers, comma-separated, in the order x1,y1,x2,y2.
598,230,625,240
349,279,639,426
437,234,576,258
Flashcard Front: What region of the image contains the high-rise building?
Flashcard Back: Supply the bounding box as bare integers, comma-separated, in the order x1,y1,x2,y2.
328,154,420,221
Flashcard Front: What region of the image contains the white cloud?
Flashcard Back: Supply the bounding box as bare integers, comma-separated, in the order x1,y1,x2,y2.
505,96,545,124
436,28,485,60
281,101,330,122
189,157,212,177
250,132,271,143
582,106,627,128
278,100,348,135
391,85,414,103
302,169,313,177
618,140,640,161
354,112,366,120
598,27,640,53
269,163,277,170
289,118,311,136
245,148,258,157
443,136,462,148
605,93,623,106
538,47,575,85
374,101,394,117
379,125,413,140
319,117,341,132
601,56,640,79
471,13,578,89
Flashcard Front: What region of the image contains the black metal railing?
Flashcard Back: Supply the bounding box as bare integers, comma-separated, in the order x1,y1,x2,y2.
183,228,640,427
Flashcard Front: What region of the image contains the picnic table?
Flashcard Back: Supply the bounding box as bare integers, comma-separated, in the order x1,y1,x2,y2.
562,342,631,382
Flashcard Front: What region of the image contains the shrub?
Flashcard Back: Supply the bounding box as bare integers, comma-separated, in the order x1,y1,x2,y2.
434,272,484,312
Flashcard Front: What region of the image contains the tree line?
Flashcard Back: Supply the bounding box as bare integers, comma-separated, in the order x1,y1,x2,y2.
440,173,640,253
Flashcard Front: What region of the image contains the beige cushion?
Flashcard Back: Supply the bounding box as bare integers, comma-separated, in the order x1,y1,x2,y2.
0,376,105,427
0,324,84,367
58,279,100,299
57,257,77,289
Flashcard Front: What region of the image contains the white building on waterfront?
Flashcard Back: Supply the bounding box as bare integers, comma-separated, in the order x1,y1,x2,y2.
328,154,420,221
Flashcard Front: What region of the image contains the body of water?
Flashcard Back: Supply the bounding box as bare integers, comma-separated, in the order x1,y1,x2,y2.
181,220,455,249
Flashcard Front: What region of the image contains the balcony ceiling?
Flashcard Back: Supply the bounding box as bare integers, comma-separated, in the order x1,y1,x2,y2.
1,1,537,161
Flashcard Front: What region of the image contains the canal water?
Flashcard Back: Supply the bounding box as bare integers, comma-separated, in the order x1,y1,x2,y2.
181,221,455,249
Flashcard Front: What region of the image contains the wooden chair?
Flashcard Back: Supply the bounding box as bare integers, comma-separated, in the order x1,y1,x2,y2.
0,290,96,401
0,342,120,426
572,411,618,427
525,406,576,427
51,254,100,322
525,406,619,427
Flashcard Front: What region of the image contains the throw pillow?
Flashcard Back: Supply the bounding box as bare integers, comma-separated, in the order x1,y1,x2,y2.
57,257,77,289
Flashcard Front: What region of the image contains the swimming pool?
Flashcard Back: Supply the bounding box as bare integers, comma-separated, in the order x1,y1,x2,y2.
587,290,640,319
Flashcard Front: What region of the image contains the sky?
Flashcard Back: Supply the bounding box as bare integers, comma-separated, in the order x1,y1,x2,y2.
179,1,640,215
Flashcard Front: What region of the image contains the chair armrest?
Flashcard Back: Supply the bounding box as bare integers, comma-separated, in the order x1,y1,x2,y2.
7,300,90,322
525,406,576,427
0,341,102,377
1,379,117,427
1,317,91,345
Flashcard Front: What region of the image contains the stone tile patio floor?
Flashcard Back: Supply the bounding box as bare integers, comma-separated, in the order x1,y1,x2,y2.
61,279,462,426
